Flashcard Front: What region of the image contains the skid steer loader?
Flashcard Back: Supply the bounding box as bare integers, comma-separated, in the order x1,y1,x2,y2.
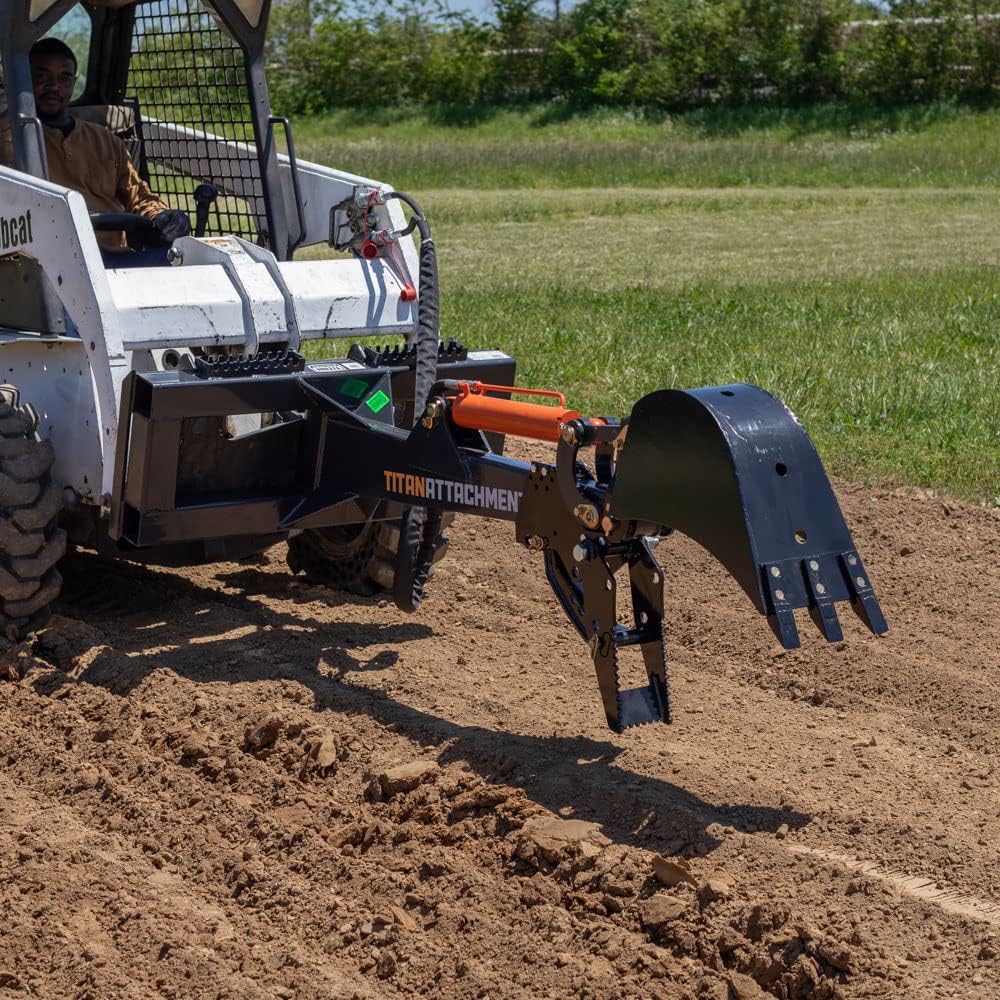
0,0,887,732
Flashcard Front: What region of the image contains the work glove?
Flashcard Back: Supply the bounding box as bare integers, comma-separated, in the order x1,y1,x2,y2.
152,209,192,244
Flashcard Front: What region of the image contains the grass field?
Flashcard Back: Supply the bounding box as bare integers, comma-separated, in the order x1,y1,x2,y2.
295,102,1000,190
296,106,1000,504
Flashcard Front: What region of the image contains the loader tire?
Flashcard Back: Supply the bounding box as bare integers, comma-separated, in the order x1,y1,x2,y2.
0,386,64,643
286,511,453,597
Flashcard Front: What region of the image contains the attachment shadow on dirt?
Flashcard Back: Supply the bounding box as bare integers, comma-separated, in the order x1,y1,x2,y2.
46,551,811,854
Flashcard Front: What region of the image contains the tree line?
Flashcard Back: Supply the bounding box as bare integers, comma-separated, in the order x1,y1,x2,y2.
264,0,1000,111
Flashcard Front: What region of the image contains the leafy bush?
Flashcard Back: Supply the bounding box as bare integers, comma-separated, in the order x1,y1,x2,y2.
262,0,1000,112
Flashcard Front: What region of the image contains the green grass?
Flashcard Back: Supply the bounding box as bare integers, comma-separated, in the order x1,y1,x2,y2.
440,277,1000,503
421,188,1000,290
294,106,1000,503
294,101,1000,190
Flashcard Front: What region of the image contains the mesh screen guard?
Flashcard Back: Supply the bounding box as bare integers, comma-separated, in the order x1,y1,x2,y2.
128,0,268,244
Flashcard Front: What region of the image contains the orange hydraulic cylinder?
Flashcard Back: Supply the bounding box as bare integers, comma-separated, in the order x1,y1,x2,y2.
447,382,602,442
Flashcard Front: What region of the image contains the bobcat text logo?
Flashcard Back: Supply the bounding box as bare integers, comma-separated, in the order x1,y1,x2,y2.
0,210,33,253
384,471,522,513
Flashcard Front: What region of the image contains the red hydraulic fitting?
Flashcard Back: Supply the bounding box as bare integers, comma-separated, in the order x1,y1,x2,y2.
360,239,379,259
355,187,387,208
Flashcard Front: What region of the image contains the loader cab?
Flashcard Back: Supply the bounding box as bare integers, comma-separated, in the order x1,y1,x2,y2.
0,0,303,261
0,0,422,455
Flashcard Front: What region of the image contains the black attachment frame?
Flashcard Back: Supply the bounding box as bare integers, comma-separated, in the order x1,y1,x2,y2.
516,420,672,732
110,348,519,547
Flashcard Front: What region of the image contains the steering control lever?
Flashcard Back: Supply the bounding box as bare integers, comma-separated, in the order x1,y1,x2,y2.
193,183,219,238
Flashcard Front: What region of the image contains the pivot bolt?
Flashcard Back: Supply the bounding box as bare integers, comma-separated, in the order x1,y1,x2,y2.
560,423,578,446
573,503,601,529
572,541,592,563
421,398,445,429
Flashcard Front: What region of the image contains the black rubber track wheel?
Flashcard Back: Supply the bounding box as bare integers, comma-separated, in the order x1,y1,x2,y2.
286,511,453,597
0,385,65,643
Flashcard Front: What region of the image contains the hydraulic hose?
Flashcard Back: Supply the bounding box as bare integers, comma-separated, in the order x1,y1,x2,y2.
384,192,444,613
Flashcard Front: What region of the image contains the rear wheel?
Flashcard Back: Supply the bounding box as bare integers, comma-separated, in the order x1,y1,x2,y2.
0,386,65,643
286,511,452,596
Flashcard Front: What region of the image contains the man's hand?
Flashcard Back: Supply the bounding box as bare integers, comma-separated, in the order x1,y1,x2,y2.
153,209,192,244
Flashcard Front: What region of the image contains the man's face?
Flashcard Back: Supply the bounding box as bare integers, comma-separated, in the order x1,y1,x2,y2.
30,53,76,119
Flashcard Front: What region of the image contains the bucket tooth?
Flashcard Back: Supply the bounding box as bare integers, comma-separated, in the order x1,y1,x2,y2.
840,550,888,636
767,608,801,649
803,556,844,642
763,562,800,649
809,602,843,642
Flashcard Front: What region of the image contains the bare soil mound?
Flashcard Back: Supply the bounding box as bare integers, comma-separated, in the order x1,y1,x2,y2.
0,463,997,999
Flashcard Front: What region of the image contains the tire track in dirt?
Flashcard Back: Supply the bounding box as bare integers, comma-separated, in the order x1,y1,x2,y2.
786,845,1000,927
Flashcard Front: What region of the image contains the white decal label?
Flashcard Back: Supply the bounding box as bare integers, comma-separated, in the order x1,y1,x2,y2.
468,350,511,361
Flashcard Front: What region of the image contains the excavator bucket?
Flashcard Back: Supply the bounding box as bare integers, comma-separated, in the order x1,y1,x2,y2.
611,384,888,648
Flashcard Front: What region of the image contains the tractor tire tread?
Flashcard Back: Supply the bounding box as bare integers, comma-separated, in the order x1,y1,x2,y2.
0,437,37,460
287,511,454,597
0,409,37,438
0,565,43,601
0,439,54,483
0,386,63,646
0,474,40,508
12,482,63,531
3,568,62,619
7,528,66,580
0,520,45,558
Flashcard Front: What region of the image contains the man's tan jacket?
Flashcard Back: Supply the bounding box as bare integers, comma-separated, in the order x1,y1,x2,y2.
43,118,167,251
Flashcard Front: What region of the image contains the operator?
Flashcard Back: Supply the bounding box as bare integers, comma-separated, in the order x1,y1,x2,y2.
29,37,191,266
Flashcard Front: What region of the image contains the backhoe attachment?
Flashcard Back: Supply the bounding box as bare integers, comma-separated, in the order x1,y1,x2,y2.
491,381,888,731
114,357,887,734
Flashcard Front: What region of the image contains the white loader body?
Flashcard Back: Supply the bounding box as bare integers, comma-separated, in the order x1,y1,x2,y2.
0,136,419,503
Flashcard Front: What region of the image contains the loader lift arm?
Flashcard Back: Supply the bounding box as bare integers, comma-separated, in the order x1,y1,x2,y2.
113,356,888,733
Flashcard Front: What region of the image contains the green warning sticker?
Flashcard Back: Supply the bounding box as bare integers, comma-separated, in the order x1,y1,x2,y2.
365,389,391,414
339,377,369,400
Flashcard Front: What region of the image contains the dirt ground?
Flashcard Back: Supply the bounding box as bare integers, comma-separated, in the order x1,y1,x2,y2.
1,445,998,999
